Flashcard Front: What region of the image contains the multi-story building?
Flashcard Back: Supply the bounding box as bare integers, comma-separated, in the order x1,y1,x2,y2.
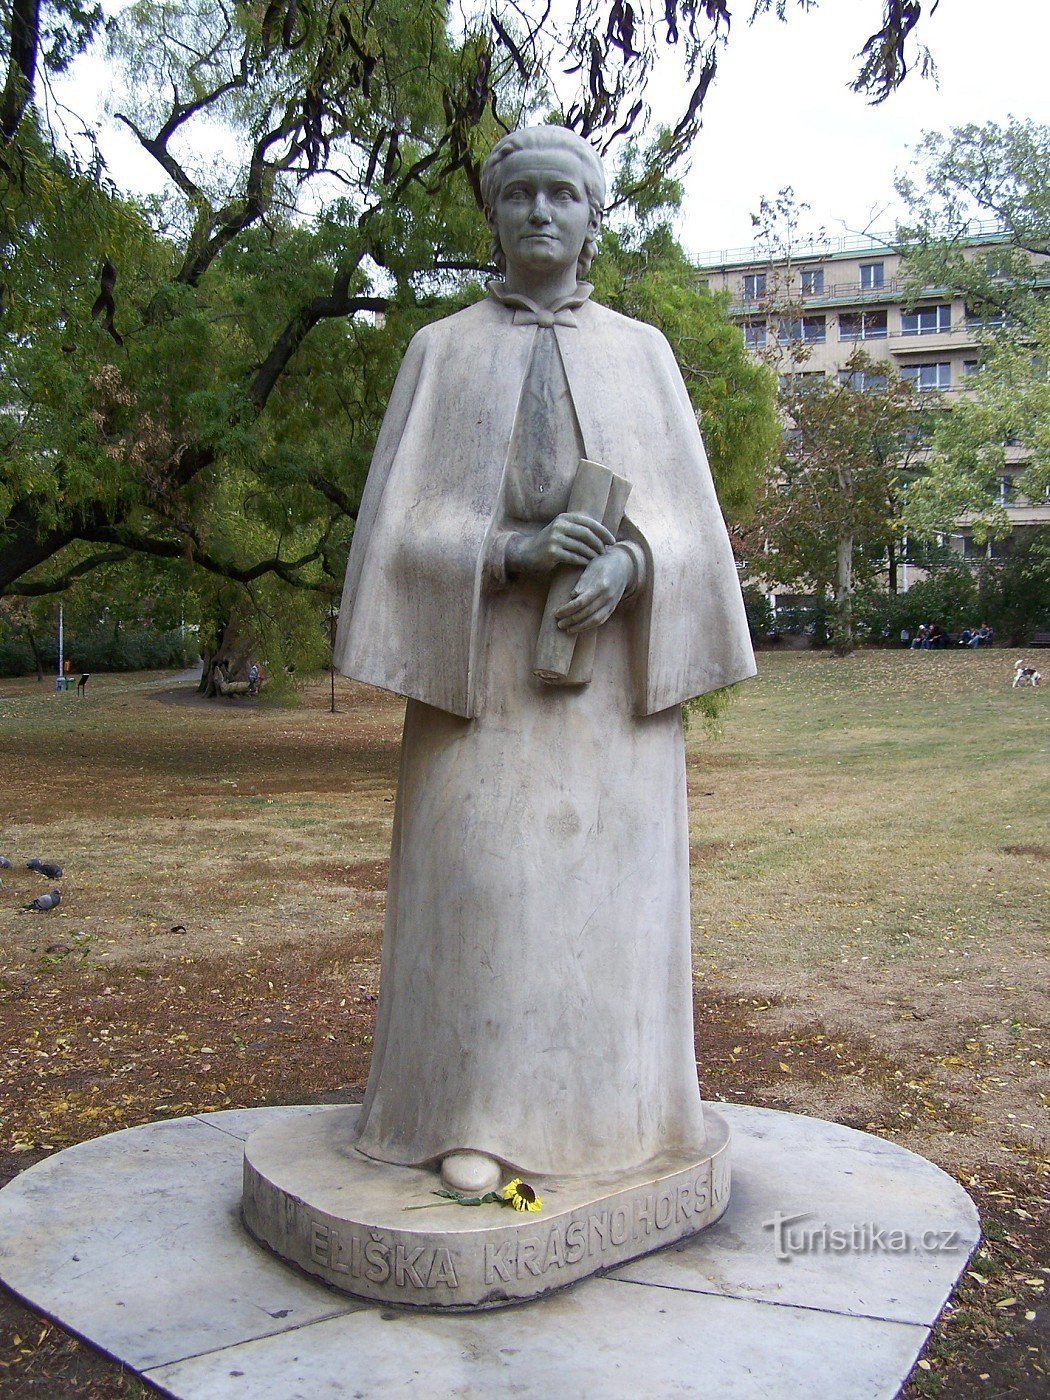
697,223,1049,576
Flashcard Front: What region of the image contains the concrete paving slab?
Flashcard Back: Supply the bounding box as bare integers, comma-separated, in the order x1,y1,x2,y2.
0,1104,979,1397
0,1112,363,1371
609,1105,980,1326
145,1274,930,1400
191,1106,325,1143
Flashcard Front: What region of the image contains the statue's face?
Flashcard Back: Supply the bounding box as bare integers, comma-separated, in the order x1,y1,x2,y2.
490,147,597,281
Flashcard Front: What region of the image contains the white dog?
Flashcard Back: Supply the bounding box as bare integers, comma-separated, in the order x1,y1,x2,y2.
1013,659,1043,688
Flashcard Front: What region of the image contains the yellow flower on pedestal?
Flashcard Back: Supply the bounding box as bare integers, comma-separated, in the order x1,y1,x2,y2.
502,1178,542,1212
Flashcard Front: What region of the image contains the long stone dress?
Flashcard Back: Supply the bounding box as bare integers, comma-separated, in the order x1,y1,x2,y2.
353,314,707,1179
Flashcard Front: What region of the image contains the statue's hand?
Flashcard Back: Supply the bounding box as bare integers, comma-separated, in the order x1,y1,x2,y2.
507,512,615,577
554,547,633,634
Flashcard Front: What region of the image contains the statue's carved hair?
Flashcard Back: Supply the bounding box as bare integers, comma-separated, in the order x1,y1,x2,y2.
481,126,606,279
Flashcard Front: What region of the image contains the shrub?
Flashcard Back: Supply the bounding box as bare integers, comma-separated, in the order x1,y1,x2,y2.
856,568,978,642
741,586,775,642
0,627,197,677
977,532,1050,644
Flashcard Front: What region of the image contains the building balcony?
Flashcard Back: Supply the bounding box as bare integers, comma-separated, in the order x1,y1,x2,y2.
799,278,905,306
729,281,906,315
957,502,1050,528
887,327,979,355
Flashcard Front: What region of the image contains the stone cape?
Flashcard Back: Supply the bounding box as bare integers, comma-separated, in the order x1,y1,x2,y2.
333,290,755,1181
334,293,756,718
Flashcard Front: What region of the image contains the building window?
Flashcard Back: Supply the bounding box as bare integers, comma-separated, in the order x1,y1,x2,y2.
859,262,884,290
838,369,888,392
743,321,767,349
963,359,981,377
965,532,1012,561
999,475,1017,503
901,304,951,336
839,310,887,340
778,371,825,395
743,272,767,300
965,306,1008,330
800,268,824,296
986,252,1009,279
779,314,826,344
901,362,951,392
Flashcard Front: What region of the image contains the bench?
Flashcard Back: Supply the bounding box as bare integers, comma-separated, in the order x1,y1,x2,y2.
1032,632,1050,648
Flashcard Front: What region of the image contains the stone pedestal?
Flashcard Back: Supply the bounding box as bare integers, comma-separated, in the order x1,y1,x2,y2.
242,1105,730,1309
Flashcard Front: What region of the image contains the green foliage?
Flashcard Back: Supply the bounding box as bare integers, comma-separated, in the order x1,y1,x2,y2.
0,0,940,681
856,567,978,642
854,533,1050,646
904,303,1050,541
682,682,739,738
745,351,924,651
897,120,1050,541
976,531,1050,644
897,120,1050,304
740,584,774,640
0,624,195,676
593,221,779,522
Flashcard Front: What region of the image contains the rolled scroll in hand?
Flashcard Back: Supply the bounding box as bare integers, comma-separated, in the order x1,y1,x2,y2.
533,457,632,686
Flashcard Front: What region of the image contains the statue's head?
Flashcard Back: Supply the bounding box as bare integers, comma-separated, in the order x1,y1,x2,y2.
482,126,606,281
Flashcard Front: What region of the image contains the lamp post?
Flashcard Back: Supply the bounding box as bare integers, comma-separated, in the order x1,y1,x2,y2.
56,602,64,692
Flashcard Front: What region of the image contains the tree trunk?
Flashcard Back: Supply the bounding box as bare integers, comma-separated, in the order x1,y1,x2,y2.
833,531,854,656
0,0,41,142
199,614,258,699
887,538,898,595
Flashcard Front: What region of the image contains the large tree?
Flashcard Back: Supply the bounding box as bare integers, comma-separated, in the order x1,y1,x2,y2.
744,353,925,654
896,119,1050,543
1,0,941,626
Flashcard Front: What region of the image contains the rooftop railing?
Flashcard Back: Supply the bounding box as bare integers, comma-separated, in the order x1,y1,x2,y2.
695,219,1011,271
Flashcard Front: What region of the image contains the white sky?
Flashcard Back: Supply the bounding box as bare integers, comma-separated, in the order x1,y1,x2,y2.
54,0,1050,263
673,0,1050,260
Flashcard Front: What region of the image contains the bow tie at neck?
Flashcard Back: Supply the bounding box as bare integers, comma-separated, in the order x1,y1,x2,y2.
486,280,594,328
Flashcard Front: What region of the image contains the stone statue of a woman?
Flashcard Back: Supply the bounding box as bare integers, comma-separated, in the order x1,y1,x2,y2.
334,126,755,1197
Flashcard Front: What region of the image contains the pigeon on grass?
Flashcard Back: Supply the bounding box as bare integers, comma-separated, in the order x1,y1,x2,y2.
22,889,62,913
0,856,11,869
26,859,63,879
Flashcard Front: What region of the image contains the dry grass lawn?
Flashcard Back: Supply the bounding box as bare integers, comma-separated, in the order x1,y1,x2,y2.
0,649,1045,1397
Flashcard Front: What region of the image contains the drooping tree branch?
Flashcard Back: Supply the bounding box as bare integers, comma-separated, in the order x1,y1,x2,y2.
307,471,359,519
6,549,132,595
851,0,935,104
0,507,82,594
113,110,208,210
79,525,334,591
249,284,388,412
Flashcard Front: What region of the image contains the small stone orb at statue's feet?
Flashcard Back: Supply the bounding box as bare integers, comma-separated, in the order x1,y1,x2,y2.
441,1151,502,1194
